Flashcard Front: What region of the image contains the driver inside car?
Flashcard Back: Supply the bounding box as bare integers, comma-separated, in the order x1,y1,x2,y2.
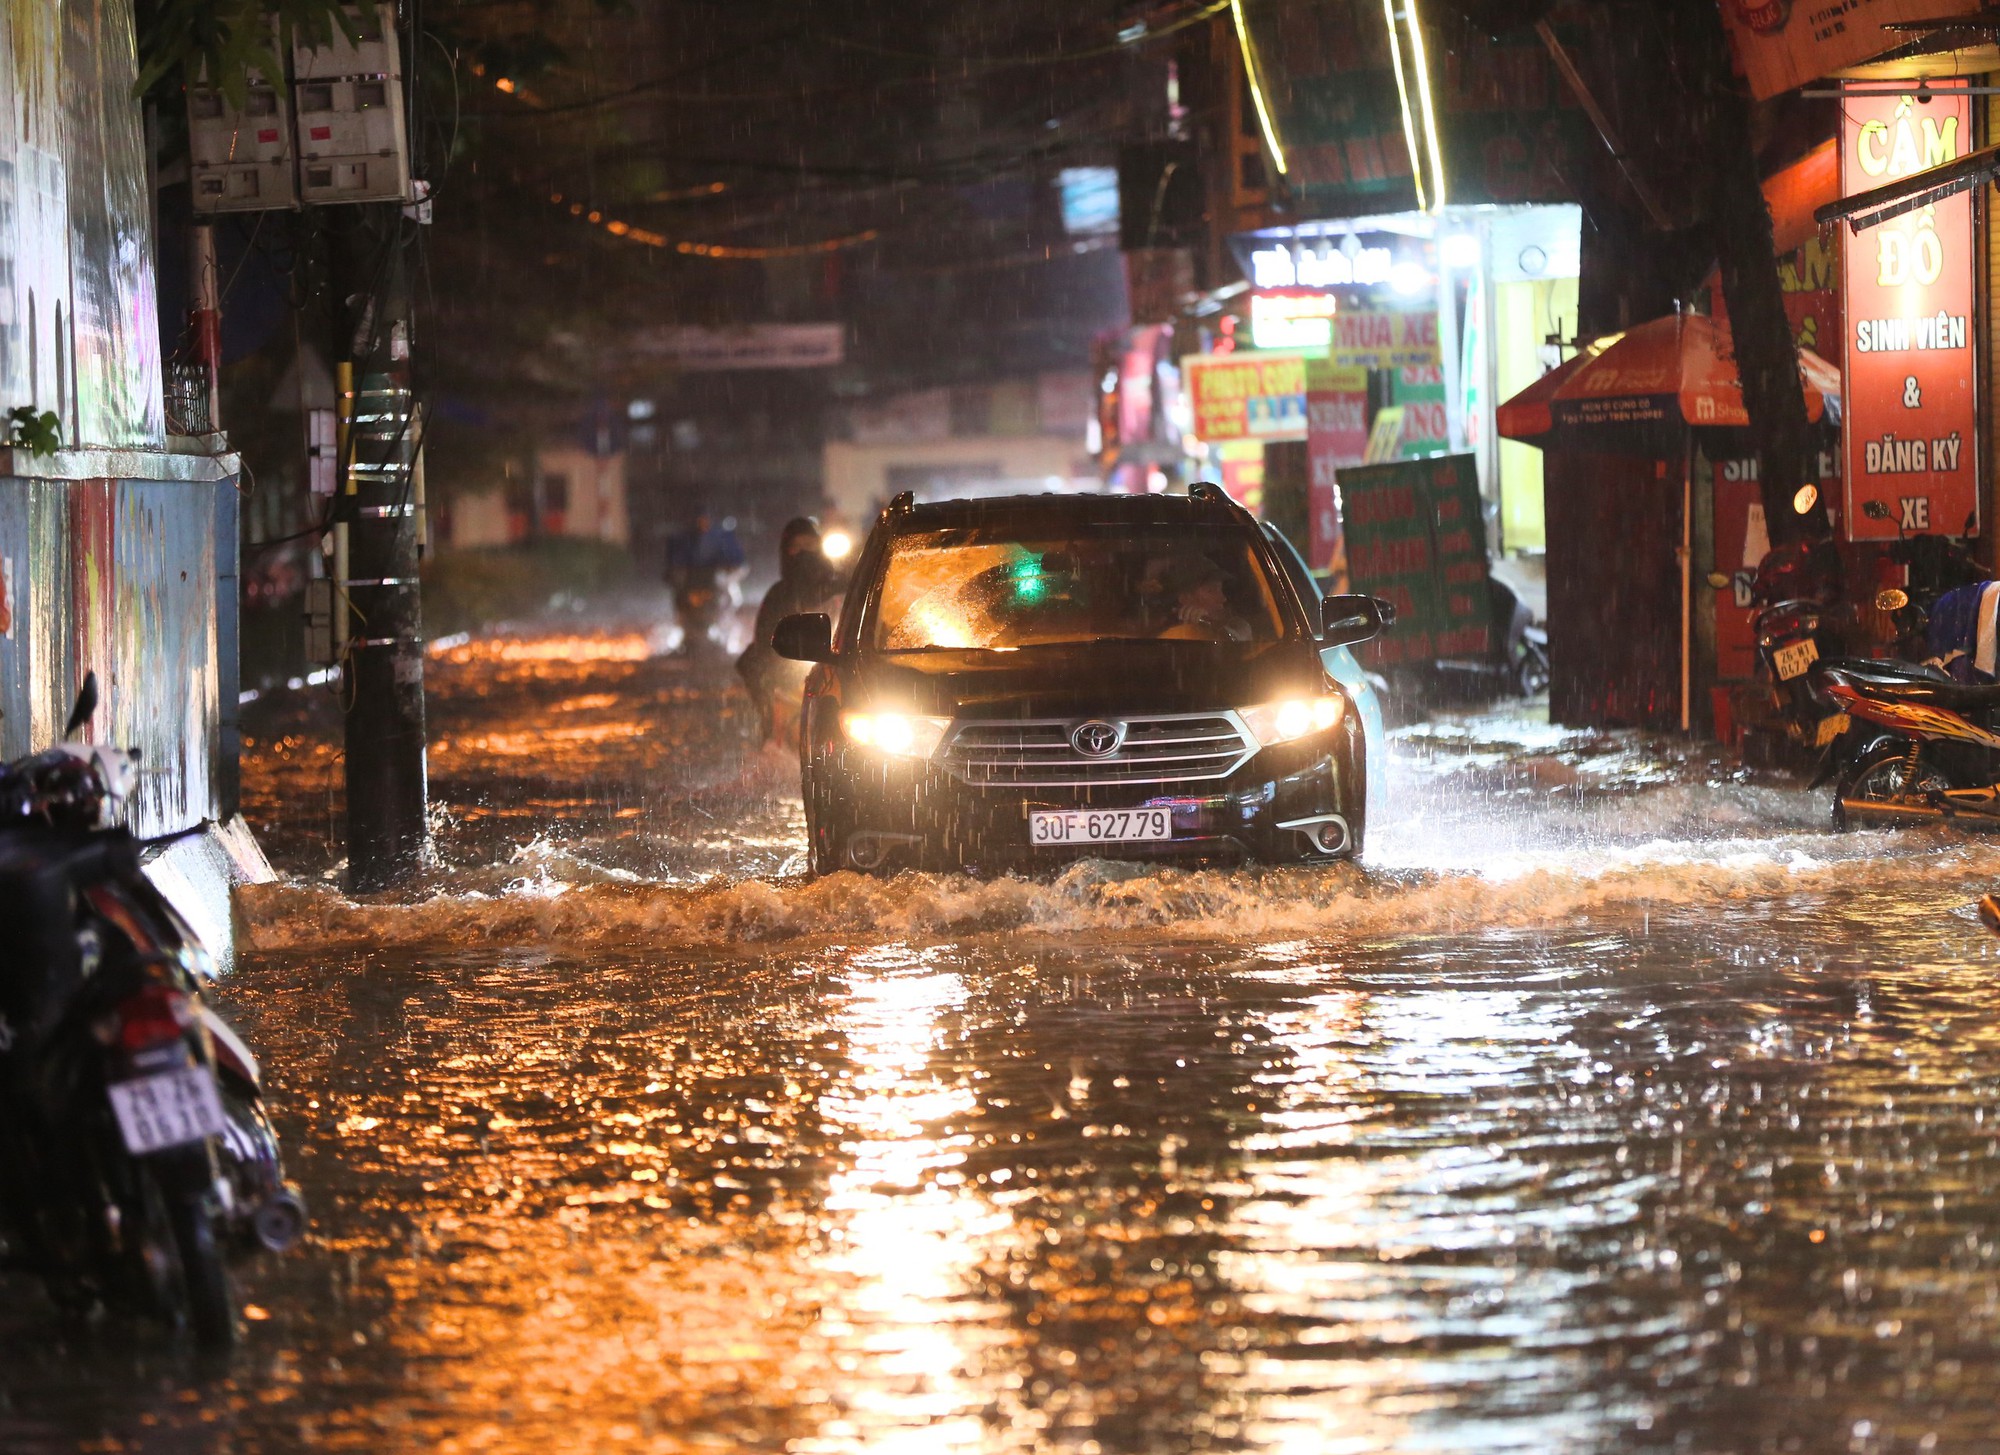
1152,556,1255,643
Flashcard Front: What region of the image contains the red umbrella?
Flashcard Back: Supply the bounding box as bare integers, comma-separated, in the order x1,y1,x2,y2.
1497,312,1841,442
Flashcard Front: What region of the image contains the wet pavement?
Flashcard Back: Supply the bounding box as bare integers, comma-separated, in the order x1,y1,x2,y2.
11,628,2000,1453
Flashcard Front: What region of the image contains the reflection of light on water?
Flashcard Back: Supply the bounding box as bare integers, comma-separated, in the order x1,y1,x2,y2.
433,633,656,665
1222,976,1417,1452
805,950,1005,1454
1218,954,1633,1452
436,720,641,760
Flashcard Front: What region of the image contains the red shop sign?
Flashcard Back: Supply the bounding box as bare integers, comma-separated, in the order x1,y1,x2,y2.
1842,84,1979,541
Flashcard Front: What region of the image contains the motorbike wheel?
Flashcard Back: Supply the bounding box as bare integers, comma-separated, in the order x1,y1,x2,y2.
132,1166,235,1349
1831,740,1953,832
1513,642,1551,697
167,1188,235,1349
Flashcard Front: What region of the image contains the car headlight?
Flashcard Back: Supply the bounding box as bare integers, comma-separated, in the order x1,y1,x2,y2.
1238,695,1343,749
841,711,950,760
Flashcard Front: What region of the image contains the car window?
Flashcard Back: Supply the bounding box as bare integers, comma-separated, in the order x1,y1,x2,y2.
1261,524,1321,625
868,522,1289,652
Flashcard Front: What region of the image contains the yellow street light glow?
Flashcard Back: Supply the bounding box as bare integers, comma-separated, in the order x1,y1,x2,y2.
1229,0,1288,177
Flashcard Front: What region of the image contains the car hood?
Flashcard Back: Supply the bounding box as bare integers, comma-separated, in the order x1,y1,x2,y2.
846,640,1326,718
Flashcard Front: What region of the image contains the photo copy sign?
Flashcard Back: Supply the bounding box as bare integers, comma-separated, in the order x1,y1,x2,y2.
1183,351,1309,443
1841,85,1978,541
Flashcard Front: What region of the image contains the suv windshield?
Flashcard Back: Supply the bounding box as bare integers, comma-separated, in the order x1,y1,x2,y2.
869,521,1290,652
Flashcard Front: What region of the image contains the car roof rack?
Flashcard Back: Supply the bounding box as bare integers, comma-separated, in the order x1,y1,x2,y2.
886,490,915,514
1188,482,1232,507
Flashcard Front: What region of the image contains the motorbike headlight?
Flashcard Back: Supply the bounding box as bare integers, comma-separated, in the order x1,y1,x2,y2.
842,711,950,760
1238,695,1343,749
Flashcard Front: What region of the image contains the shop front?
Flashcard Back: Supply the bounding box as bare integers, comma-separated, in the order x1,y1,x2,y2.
1160,206,1578,594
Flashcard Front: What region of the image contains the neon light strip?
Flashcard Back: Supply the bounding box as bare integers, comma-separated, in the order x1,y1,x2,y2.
1403,0,1448,212
1382,0,1428,212
1230,0,1288,176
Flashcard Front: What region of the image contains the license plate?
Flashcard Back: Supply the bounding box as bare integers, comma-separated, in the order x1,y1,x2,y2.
108,1066,228,1156
1029,808,1173,846
1814,712,1851,748
1772,637,1819,681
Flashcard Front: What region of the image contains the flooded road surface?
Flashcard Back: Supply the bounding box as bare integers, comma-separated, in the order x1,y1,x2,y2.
11,628,2000,1454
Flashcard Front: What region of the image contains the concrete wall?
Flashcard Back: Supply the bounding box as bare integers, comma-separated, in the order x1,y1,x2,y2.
0,0,239,840
1,0,165,451
0,447,235,835
536,444,628,544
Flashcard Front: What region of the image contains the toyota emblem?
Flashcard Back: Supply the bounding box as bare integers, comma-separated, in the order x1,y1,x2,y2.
1070,720,1125,758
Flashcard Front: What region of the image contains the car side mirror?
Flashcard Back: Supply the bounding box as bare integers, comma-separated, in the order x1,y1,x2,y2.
1320,594,1388,647
771,613,834,663
1862,499,1892,522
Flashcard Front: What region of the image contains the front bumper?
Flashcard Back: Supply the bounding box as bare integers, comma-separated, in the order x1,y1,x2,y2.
823,733,1359,872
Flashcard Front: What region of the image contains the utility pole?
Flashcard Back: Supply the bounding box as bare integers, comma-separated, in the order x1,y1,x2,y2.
335,207,428,891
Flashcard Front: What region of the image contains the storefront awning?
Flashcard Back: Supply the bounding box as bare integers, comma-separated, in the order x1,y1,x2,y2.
1814,141,2000,231
1765,141,1838,254
1496,313,1841,444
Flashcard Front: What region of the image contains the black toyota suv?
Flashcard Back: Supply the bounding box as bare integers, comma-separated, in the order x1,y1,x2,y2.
772,486,1391,875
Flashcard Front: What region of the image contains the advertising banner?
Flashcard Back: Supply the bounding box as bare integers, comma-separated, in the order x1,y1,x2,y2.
1840,83,1978,541
1331,310,1441,371
1721,0,1984,102
637,324,845,371
1306,360,1369,582
1337,454,1491,667
1709,456,1771,681
1183,350,1310,443
1394,365,1450,456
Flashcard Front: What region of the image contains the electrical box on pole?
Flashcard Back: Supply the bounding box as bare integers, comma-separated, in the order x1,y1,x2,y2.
189,50,298,213
292,3,412,206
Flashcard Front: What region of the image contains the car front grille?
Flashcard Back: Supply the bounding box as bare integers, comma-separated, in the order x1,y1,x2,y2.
941,714,1255,788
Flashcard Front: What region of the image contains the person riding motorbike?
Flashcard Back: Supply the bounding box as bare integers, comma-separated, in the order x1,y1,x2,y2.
665,513,747,657
738,517,845,745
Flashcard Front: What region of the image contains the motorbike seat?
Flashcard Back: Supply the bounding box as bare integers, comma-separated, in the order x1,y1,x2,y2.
1819,659,2000,712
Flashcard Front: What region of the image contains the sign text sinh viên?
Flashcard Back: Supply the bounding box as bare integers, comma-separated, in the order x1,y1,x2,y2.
1336,454,1491,667
1841,84,1978,542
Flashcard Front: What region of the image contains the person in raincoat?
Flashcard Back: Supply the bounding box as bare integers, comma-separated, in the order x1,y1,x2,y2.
664,513,748,656
1924,579,2000,682
738,517,846,745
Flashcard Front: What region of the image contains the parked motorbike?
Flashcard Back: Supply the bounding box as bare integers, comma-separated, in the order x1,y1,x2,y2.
1491,576,1550,697
0,674,303,1347
1812,648,2000,831
1718,537,1847,750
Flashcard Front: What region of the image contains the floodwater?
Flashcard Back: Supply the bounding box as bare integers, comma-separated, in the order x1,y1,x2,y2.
10,628,2000,1454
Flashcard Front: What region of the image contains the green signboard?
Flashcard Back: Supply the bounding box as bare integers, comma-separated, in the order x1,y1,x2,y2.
1336,453,1491,667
